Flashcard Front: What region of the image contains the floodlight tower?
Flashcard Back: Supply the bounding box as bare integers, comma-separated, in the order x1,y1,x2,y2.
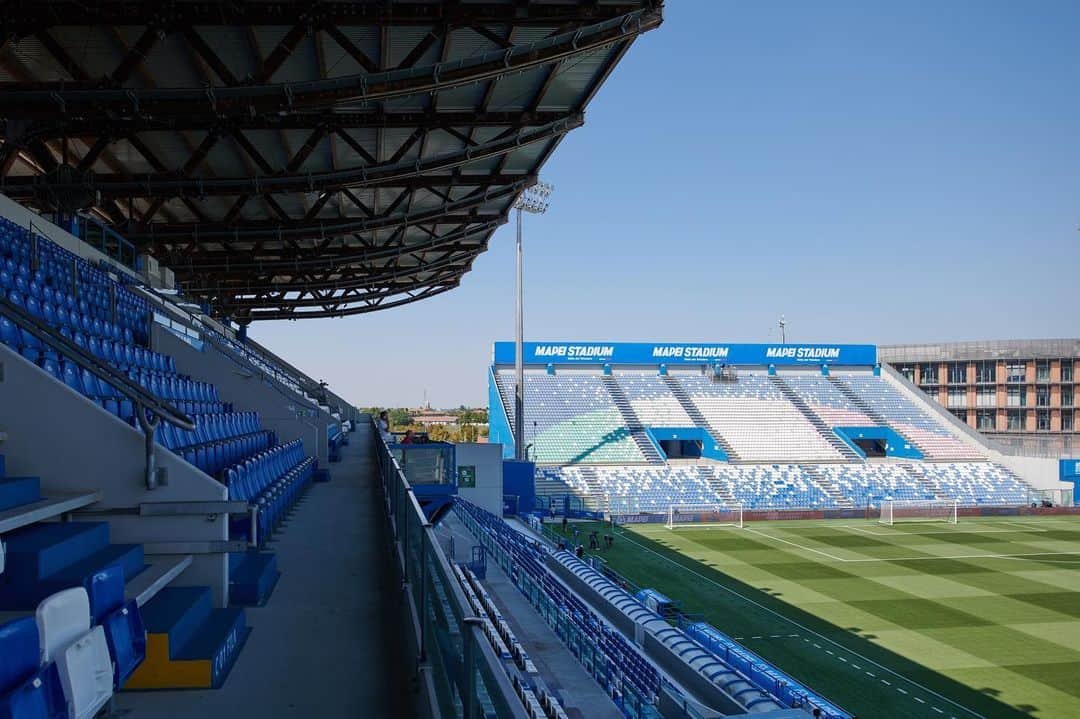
512,181,554,461
779,315,786,344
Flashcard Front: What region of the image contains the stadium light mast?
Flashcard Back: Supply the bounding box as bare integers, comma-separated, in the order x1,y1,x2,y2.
779,315,786,344
512,181,554,461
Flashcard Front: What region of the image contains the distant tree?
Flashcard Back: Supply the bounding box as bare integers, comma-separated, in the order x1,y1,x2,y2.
427,424,453,442
388,408,413,428
459,409,488,425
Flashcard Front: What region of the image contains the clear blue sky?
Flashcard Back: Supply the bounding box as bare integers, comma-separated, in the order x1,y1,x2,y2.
251,1,1080,409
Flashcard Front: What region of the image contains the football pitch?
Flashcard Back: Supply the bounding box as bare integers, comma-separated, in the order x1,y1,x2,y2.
567,515,1080,719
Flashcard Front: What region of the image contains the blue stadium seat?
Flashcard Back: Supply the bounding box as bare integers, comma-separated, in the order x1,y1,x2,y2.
0,617,66,719
100,601,146,688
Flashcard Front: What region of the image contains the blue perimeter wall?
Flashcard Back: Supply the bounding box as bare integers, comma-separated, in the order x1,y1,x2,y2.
1062,459,1080,500
492,341,876,366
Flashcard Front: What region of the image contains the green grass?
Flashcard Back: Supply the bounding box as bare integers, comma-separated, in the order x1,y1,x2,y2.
560,516,1080,719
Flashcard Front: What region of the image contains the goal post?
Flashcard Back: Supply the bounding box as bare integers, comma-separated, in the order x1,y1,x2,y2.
879,499,958,526
666,504,743,530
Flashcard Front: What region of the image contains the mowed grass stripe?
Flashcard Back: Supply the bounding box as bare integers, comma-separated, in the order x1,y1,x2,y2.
744,520,1080,564
571,516,1080,719
743,518,1080,714
579,523,997,719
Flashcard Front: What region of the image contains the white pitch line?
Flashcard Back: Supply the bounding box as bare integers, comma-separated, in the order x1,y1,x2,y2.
744,525,1080,564
840,524,1047,537
616,529,986,719
841,550,1080,564
742,526,851,561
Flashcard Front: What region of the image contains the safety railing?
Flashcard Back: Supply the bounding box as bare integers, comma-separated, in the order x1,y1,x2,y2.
1,294,194,490
373,418,527,719
132,284,309,403
71,215,139,271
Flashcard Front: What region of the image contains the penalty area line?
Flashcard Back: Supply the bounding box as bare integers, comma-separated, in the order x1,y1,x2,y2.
739,527,1080,565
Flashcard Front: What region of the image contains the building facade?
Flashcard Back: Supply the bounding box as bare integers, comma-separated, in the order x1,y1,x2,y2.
879,339,1080,456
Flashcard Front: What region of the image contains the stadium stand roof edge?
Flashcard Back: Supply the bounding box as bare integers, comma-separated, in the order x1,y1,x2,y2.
0,1,664,321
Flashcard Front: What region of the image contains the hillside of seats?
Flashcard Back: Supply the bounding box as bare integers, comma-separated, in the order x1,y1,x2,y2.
0,219,317,534
507,366,1033,512
829,372,985,460
494,370,646,464
496,367,989,465
0,215,330,694
537,461,1033,513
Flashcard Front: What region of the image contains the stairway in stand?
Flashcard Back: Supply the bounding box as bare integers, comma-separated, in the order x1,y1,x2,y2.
901,464,944,500
828,376,939,458
661,375,741,461
600,375,664,464
827,376,890,425
534,472,575,501
697,466,736,506
577,466,605,511
770,376,862,461
493,372,517,436
801,465,854,509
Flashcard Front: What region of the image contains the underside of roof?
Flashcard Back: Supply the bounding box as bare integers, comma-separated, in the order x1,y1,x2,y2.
0,1,663,320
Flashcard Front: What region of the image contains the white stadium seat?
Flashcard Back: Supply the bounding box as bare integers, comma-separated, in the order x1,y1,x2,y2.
55,624,113,719
36,586,91,664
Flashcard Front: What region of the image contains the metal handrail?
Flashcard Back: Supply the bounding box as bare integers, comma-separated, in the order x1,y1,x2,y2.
132,285,308,395
372,416,528,719
0,295,194,430
1,294,195,490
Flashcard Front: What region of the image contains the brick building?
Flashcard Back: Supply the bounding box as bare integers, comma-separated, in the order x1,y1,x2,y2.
879,339,1079,456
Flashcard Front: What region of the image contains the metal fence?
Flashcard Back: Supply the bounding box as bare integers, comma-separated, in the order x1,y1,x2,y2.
373,420,527,719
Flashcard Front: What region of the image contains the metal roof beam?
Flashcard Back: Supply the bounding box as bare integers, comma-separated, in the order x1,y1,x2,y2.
0,10,661,117
160,220,499,271
4,117,576,200
206,269,470,310
240,283,458,321
183,250,484,297
6,3,657,32
9,110,575,139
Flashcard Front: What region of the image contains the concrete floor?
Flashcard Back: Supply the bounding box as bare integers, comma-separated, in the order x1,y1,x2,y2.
118,423,406,718
437,515,623,719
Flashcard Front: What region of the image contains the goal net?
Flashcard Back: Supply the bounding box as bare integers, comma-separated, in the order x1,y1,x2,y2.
666,504,743,530
879,499,958,525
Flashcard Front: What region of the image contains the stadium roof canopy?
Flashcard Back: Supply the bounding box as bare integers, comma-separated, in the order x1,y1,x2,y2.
0,1,662,320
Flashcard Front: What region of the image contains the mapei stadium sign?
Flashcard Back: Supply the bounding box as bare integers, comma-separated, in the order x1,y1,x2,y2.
493,342,877,366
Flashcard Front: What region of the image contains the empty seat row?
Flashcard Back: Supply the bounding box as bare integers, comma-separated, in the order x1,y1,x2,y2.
1,289,135,348
538,461,1034,512
226,440,316,543
157,413,274,478
127,369,218,404
0,220,149,344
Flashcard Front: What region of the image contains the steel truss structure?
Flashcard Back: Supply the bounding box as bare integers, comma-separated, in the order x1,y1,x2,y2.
0,1,662,320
